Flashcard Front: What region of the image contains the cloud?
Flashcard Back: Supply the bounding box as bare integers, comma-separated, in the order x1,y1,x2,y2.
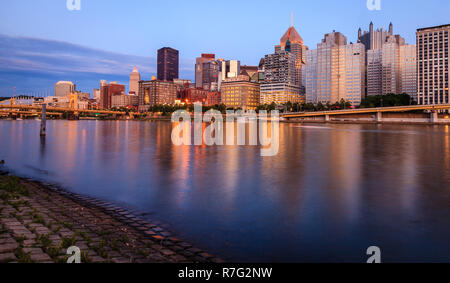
0,34,194,96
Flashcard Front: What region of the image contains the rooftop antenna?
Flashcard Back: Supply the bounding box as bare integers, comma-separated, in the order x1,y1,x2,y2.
291,12,294,27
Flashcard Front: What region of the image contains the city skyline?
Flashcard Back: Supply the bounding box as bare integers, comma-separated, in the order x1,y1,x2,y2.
0,0,449,96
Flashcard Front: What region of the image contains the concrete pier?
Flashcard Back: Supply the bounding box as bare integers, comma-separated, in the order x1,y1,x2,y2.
40,104,46,136
375,112,383,123
430,111,438,123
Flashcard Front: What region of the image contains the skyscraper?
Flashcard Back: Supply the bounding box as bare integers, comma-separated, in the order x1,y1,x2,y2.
275,24,307,88
157,47,179,81
260,50,304,105
358,22,393,51
399,44,417,99
304,32,366,106
129,66,141,95
195,54,215,88
361,22,416,98
417,24,450,105
263,51,298,85
54,81,75,97
202,60,220,91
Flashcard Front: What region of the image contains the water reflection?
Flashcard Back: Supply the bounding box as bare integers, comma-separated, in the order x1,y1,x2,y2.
0,120,449,262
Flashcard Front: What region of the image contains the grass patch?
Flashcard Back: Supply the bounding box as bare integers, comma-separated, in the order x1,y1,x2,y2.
14,247,33,263
61,234,77,249
0,176,29,201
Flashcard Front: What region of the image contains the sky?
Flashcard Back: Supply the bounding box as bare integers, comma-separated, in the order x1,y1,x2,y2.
0,0,449,96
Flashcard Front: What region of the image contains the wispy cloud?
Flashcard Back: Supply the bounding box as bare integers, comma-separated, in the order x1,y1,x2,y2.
0,34,194,96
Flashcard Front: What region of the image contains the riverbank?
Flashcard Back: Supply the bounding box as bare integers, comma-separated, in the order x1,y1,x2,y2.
282,119,450,125
0,173,222,263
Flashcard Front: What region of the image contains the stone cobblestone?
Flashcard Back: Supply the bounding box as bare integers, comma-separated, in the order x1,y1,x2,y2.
0,175,223,263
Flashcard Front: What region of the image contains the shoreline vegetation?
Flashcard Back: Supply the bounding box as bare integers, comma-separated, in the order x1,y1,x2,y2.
1,94,449,124
0,171,222,263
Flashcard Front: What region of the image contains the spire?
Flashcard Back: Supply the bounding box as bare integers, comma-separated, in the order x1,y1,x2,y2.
291,12,293,27
132,66,139,73
389,22,393,35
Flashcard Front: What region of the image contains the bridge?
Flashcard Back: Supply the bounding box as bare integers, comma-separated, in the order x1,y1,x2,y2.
281,104,450,123
0,103,130,119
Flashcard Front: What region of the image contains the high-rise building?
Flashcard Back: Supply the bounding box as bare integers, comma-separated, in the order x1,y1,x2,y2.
316,32,347,104
261,50,304,105
129,66,141,95
304,50,317,103
138,80,177,110
381,35,404,95
399,44,417,99
358,22,394,51
367,49,383,96
195,54,215,88
361,22,416,98
157,47,179,81
202,60,221,91
417,24,449,105
100,81,125,109
304,32,365,105
263,51,298,85
54,81,75,97
275,24,307,88
221,75,260,111
219,60,240,81
93,88,100,101
344,43,366,106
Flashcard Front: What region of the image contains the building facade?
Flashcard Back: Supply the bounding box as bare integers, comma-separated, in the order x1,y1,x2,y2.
304,32,365,105
111,94,139,108
100,82,126,109
54,81,75,97
275,25,308,88
358,22,394,51
129,66,141,95
367,49,383,96
260,83,304,105
263,51,298,85
138,80,177,110
195,54,215,88
304,49,317,103
399,44,417,99
157,47,179,81
221,75,260,111
417,24,449,105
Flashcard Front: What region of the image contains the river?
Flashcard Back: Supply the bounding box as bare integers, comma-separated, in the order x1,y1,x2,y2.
0,120,449,262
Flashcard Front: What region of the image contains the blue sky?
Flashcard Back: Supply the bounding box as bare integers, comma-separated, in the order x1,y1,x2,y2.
0,0,449,96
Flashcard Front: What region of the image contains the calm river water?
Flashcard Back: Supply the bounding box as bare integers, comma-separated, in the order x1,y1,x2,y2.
0,120,449,262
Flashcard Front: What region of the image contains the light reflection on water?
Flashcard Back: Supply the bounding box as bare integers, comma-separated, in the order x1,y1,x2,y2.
0,120,449,262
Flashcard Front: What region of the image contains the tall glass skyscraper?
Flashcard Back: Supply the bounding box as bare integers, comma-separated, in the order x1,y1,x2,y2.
157,47,179,82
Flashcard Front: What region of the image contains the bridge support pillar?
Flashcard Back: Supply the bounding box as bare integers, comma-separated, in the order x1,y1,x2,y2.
324,115,330,122
430,111,438,123
375,112,383,123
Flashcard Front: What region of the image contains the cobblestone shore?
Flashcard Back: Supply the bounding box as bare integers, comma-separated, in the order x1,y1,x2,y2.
0,175,222,263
